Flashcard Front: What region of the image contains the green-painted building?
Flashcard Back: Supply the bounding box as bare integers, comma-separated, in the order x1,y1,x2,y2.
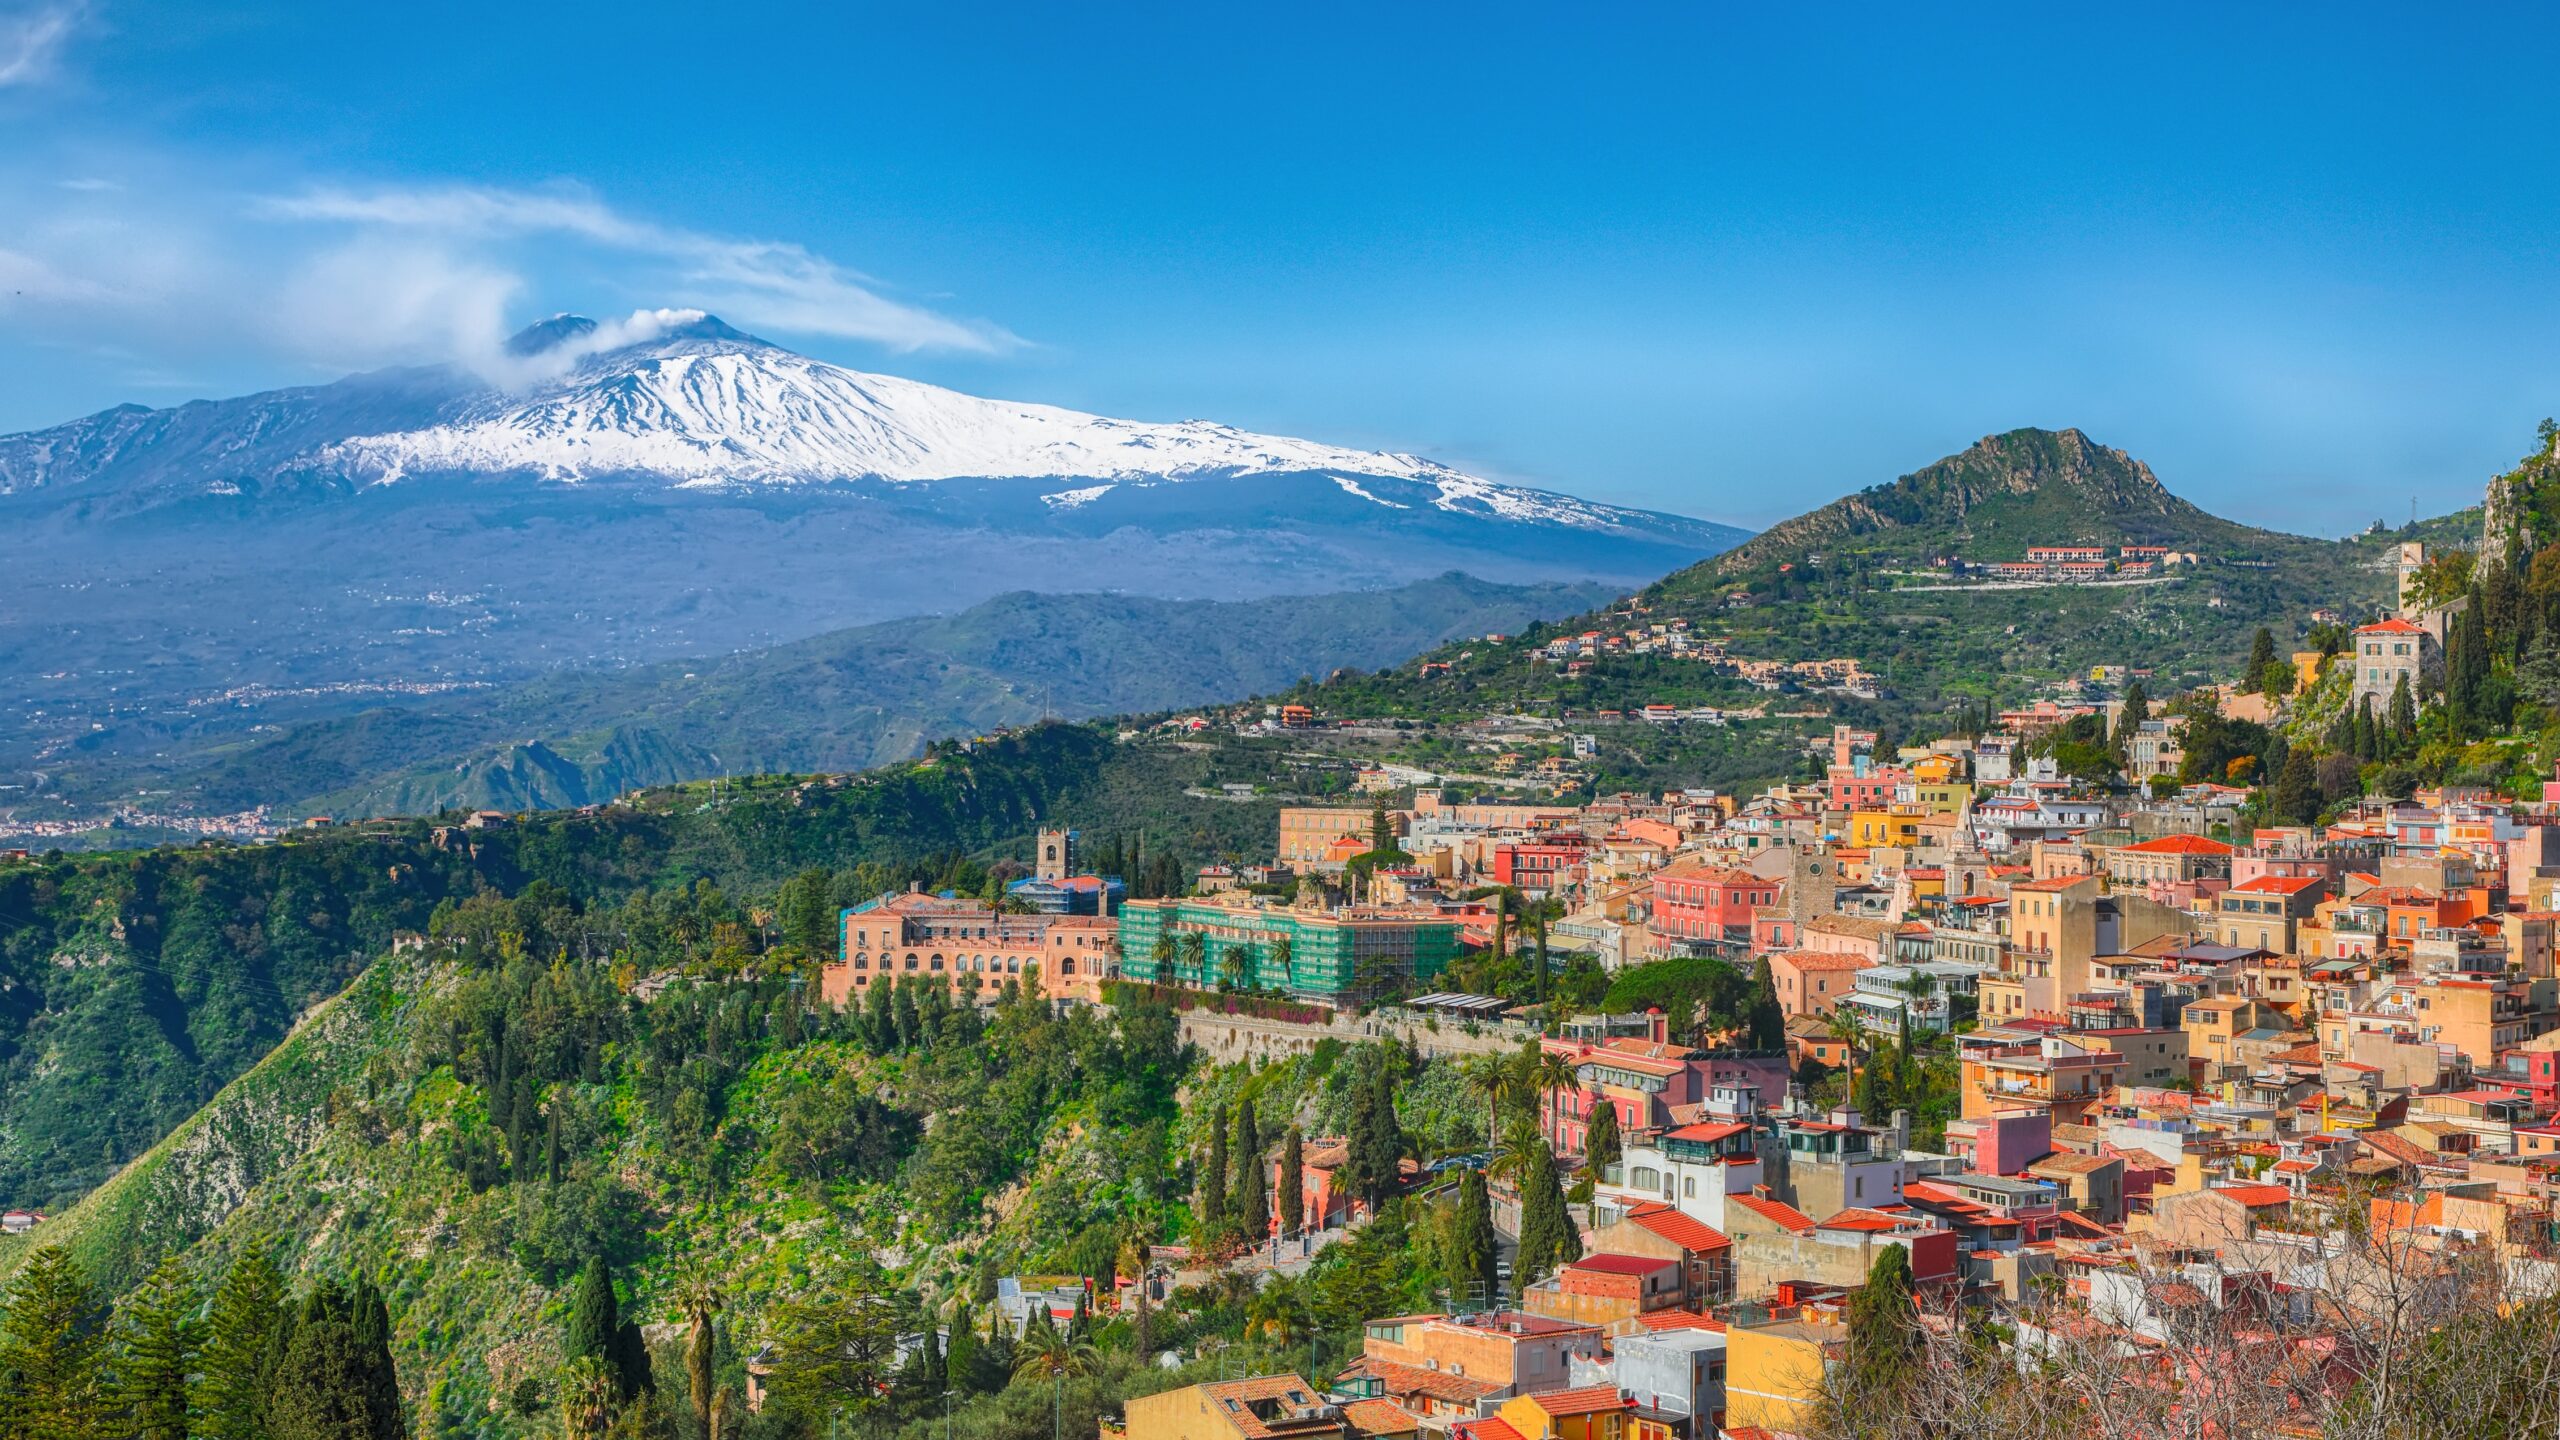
1117,898,1459,1001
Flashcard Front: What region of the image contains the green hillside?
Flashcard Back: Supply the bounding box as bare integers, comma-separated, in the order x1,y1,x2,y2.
0,724,1291,1213
1288,428,2434,734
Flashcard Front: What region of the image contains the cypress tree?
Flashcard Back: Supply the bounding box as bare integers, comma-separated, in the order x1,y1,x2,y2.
2113,679,2150,752
2243,628,2278,693
117,1256,201,1440
1452,1169,1499,1308
1234,1101,1269,1245
1584,1100,1622,1177
545,1105,563,1186
1277,1126,1306,1237
1842,1243,1921,1403
2271,746,2320,827
1342,1060,1406,1208
269,1283,403,1440
1511,1134,1580,1288
201,1247,288,1440
1746,958,1785,1050
946,1300,981,1394
2390,674,2419,752
863,973,895,1054
565,1258,617,1370
1200,1102,1230,1241
0,1246,107,1440
892,978,922,1051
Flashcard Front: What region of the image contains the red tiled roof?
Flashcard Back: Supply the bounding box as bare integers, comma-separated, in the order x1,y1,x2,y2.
1728,1194,1817,1232
2119,834,2236,856
1337,1359,1503,1404
1565,1252,1677,1277
2231,874,2325,895
1819,1207,1915,1232
1457,1421,1525,1440
1621,1203,1734,1253
2213,1183,2294,1208
2356,618,2428,635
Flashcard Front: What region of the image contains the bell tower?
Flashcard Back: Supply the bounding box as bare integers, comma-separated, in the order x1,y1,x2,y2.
1037,828,1075,883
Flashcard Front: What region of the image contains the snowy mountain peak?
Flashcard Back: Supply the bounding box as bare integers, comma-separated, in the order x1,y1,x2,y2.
305,311,1662,530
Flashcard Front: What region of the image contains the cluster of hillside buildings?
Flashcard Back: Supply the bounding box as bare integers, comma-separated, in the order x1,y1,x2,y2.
1519,618,1878,698
979,674,2560,1440
1929,543,2192,583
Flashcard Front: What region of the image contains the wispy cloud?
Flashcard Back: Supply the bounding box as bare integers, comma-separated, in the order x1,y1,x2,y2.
0,1,86,89
265,182,1020,356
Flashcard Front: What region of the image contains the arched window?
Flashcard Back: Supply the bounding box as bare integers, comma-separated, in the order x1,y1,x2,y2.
930,953,945,971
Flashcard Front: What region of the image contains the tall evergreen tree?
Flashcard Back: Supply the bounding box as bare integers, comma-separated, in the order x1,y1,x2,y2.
2271,746,2321,827
1199,1102,1230,1241
2389,673,2419,751
564,1257,650,1402
200,1247,288,1440
1509,1131,1581,1288
1233,1101,1268,1245
0,1246,107,1440
1841,1243,1920,1404
1583,1100,1622,1178
1277,1126,1306,1237
945,1300,982,1394
269,1282,404,1440
117,1256,201,1440
1340,1059,1404,1208
1450,1168,1499,1308
2242,629,2279,693
1746,958,1785,1050
2112,679,2150,753
678,1274,723,1440
862,972,895,1053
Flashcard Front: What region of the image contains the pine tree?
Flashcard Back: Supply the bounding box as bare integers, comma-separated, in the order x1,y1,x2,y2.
1234,1101,1269,1245
0,1246,107,1440
1510,1133,1580,1288
1277,1126,1306,1237
1199,1102,1230,1241
117,1256,201,1440
200,1248,288,1440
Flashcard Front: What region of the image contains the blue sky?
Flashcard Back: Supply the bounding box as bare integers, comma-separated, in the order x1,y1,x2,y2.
4,3,2558,532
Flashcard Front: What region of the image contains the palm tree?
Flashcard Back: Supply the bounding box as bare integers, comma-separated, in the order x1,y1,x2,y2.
1464,1052,1529,1154
1530,1047,1580,1152
1825,1003,1871,1102
1116,1229,1154,1356
676,1270,725,1440
1013,1328,1101,1440
1221,942,1255,990
1270,934,1294,986
1176,930,1208,984
1490,1115,1550,1188
559,1357,619,1440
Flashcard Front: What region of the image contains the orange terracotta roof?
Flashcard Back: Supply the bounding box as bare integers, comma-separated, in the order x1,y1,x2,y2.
1458,1421,1525,1440
1621,1203,1733,1252
2231,874,2325,895
1633,1308,1727,1333
1343,1401,1421,1437
1523,1387,1630,1418
2213,1183,2294,1208
2356,618,2428,634
1728,1193,1817,1232
1337,1359,1503,1404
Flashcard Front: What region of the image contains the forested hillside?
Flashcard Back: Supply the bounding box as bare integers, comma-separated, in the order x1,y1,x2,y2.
0,723,1271,1211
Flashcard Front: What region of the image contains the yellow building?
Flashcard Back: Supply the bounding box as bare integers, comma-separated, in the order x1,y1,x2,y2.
1912,752,1966,785
1722,1315,1846,1434
1907,782,1971,816
1846,806,1924,849
1126,1376,1353,1440
1489,1387,1634,1440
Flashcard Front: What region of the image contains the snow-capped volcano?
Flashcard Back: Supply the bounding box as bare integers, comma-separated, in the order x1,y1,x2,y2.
293,310,1655,530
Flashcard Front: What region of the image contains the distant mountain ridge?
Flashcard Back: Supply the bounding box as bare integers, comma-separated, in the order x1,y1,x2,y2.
53,573,1614,819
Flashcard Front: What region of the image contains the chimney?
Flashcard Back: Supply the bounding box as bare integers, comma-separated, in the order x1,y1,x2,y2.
1753,1184,1774,1200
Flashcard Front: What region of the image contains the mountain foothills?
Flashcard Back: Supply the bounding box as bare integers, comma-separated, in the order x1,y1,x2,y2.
11,421,2560,1440
18,574,1616,824
0,312,1744,834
